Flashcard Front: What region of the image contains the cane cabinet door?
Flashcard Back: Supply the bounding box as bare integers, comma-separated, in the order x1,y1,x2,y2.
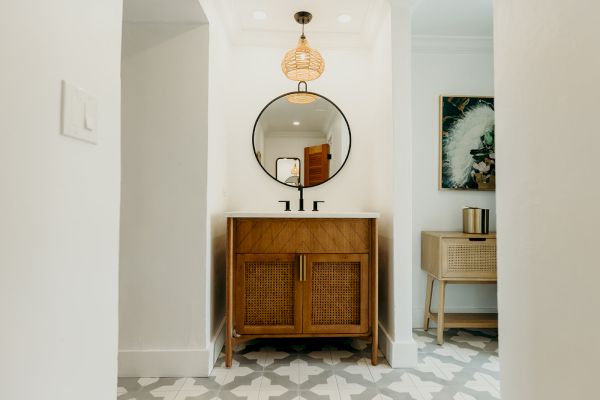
235,254,303,334
302,254,369,334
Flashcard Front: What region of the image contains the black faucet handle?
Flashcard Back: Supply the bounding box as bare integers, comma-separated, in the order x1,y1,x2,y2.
278,200,291,211
312,201,325,211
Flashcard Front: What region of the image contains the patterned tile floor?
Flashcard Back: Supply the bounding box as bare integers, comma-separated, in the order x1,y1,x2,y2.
118,329,499,400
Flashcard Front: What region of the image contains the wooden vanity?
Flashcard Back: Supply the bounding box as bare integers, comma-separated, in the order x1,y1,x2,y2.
225,212,379,367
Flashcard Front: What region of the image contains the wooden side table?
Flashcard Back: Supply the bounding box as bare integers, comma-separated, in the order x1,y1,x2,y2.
421,231,498,344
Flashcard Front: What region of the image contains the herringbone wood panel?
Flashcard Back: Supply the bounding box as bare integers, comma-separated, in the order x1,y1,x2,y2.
235,219,370,254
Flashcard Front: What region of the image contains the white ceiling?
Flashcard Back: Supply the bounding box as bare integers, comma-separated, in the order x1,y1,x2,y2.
123,0,208,24
213,0,390,48
122,0,492,47
412,0,493,37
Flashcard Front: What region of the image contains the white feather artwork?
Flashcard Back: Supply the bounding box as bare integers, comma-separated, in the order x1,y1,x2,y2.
445,104,495,187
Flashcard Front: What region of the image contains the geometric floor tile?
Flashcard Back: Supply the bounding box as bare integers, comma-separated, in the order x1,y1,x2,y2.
417,356,463,381
118,329,501,399
433,343,479,363
464,372,501,399
482,355,500,372
387,373,443,400
449,331,491,350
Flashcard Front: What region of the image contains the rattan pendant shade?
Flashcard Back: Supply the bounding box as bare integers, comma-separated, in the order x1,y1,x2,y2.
281,36,325,81
286,92,317,104
281,11,325,82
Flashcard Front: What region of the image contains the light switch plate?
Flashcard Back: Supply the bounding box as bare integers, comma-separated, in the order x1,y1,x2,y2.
61,80,98,144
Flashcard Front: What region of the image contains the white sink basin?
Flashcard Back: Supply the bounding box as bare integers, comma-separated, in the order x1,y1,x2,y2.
224,211,379,219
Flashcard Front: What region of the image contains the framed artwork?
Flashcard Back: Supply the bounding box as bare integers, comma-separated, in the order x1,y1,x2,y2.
439,96,495,190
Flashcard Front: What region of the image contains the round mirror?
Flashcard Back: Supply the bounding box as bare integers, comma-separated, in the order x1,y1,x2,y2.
253,92,351,188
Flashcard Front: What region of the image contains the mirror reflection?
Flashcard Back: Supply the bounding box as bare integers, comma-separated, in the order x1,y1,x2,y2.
253,94,351,187
276,157,301,186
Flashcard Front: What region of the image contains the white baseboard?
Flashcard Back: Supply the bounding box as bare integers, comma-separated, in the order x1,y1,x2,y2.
118,348,212,378
412,307,498,328
378,321,418,368
118,318,226,378
211,317,226,366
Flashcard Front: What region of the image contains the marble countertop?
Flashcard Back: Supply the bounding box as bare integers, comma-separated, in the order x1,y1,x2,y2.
224,211,380,218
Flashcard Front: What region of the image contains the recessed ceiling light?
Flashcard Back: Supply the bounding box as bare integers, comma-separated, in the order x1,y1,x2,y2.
293,121,301,126
252,10,267,20
337,14,352,23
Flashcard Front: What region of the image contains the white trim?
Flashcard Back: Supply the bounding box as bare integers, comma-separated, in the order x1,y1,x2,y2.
412,307,498,328
378,321,418,368
118,318,226,378
118,348,212,378
412,35,493,54
211,317,226,366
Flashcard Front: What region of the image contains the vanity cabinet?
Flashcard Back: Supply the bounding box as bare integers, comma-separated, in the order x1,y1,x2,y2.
225,215,378,367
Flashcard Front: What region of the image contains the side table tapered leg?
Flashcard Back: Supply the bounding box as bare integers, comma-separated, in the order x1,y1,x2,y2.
423,275,434,331
437,280,446,345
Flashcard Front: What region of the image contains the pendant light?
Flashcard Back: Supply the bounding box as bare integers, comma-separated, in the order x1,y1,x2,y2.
281,11,325,82
291,161,299,177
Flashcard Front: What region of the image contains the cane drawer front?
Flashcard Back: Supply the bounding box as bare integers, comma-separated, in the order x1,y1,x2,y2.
441,238,497,279
235,254,302,334
303,254,370,334
235,218,370,254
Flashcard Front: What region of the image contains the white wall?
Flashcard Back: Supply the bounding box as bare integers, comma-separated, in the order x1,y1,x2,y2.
327,114,348,173
202,1,231,368
264,133,325,177
387,0,418,367
495,0,600,398
119,22,210,376
225,46,380,212
221,4,415,367
411,42,497,326
0,0,122,398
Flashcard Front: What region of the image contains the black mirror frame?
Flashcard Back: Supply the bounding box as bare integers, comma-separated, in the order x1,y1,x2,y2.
252,91,352,189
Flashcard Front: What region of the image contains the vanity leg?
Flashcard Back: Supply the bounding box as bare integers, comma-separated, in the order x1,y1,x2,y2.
225,218,234,368
371,332,378,366
437,280,446,345
371,218,379,366
423,275,434,331
225,339,232,368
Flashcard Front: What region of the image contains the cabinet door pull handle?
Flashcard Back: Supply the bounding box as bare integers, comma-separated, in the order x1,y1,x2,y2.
303,255,307,281
299,255,303,281
304,254,306,282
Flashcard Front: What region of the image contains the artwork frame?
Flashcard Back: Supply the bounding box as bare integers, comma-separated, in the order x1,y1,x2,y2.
439,95,495,191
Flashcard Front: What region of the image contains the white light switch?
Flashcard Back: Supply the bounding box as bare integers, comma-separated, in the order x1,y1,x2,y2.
61,80,98,144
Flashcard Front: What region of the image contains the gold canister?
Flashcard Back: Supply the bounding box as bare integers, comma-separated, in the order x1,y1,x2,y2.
463,207,490,234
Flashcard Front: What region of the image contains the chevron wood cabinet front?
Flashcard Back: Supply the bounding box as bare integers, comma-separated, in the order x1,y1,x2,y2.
225,217,378,367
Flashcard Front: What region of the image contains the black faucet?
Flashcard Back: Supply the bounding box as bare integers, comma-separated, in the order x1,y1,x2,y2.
298,185,304,211
278,200,291,211
312,201,325,211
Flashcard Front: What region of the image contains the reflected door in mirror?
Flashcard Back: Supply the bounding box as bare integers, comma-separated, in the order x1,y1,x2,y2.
304,144,330,186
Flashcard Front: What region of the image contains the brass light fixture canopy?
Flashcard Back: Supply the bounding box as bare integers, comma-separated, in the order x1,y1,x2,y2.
281,11,325,82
